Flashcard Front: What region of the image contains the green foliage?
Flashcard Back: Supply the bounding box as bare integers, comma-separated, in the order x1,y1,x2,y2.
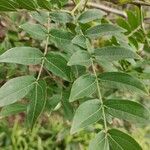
0,0,150,149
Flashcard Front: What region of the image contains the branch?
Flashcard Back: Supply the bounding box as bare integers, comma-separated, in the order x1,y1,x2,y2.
66,2,127,18
87,2,127,18
130,1,150,7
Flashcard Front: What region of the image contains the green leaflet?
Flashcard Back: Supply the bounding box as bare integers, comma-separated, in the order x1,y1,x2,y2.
0,76,36,107
69,74,97,102
89,130,109,150
0,47,43,65
31,11,49,24
68,50,91,67
0,103,27,118
20,23,47,40
37,0,52,10
89,129,142,150
16,0,37,10
85,24,126,39
47,94,62,111
27,80,47,128
62,91,74,121
104,99,150,124
108,129,142,150
78,9,106,24
71,99,102,134
49,29,78,52
0,0,18,11
45,52,72,81
94,46,140,61
50,11,73,23
99,72,148,94
72,35,87,49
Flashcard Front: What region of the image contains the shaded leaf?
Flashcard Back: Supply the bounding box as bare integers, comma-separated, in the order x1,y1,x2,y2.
0,103,27,118
0,47,43,65
71,99,102,134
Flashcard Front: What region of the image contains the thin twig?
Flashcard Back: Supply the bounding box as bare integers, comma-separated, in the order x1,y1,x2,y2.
131,1,150,7
140,6,150,47
67,2,127,18
36,14,50,81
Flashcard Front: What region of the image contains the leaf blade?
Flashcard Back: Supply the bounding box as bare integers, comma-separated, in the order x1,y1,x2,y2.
27,80,47,128
78,9,106,24
71,99,102,134
69,74,97,102
108,129,142,150
45,52,72,81
85,24,126,39
99,72,148,94
0,47,43,65
94,46,140,61
0,76,36,107
104,99,150,124
0,103,27,118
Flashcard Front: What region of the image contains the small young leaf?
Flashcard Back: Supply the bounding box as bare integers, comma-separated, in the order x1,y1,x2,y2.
69,74,97,102
16,0,37,10
0,76,35,107
89,130,109,150
117,18,131,32
68,50,91,67
99,72,148,94
71,99,102,134
78,9,106,24
50,11,73,23
45,52,72,81
0,103,27,118
20,23,47,40
104,99,150,124
108,129,142,150
27,80,47,128
94,46,140,61
0,47,43,65
85,24,125,39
